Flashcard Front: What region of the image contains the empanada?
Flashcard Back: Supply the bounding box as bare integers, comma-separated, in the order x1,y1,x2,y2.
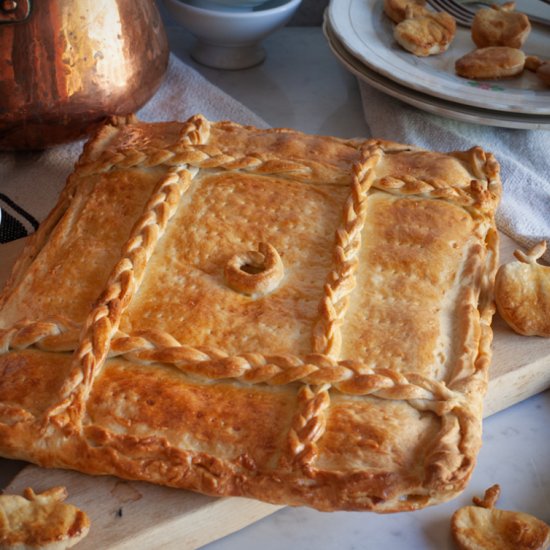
0,115,501,512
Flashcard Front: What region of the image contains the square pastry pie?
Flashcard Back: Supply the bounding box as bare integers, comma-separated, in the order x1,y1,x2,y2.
0,115,501,512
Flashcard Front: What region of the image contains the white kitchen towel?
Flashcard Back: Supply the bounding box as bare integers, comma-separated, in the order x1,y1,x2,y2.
359,81,550,262
0,54,267,244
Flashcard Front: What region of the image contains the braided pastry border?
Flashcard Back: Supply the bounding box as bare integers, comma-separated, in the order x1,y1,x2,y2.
367,143,500,211
108,330,460,402
285,384,331,469
0,319,464,414
312,143,382,358
0,317,80,354
76,115,314,181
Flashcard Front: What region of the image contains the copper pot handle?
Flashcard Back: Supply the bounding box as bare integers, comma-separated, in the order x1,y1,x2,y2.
0,0,31,24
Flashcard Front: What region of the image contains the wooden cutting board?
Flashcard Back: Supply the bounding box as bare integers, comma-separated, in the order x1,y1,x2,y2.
2,233,550,549
4,469,280,550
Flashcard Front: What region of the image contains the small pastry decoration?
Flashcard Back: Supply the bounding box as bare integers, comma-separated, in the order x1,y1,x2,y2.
0,486,91,549
471,2,531,49
394,10,457,56
383,0,456,56
525,56,550,87
495,241,550,337
382,0,540,85
536,62,550,86
455,46,525,79
455,2,531,82
451,484,550,550
383,0,429,24
224,242,285,297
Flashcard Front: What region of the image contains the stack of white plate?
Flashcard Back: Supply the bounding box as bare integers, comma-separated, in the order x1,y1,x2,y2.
324,0,550,129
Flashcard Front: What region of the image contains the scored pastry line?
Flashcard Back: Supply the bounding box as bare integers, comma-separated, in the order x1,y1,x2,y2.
45,165,197,429
312,142,382,358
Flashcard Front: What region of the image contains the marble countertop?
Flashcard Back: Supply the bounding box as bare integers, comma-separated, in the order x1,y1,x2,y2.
1,22,549,550
161,25,550,550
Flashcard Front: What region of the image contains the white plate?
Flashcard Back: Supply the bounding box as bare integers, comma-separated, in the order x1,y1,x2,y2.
327,0,550,114
324,18,550,129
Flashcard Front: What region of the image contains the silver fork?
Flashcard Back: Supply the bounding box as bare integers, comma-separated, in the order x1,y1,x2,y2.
425,0,550,27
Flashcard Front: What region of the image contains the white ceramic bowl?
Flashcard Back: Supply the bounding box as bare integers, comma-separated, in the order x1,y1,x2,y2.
163,0,303,69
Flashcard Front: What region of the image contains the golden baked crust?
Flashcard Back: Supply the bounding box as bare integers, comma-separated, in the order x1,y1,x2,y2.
0,115,501,512
0,487,90,549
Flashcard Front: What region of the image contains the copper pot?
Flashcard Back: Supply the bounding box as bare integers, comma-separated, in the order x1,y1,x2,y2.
0,0,169,150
